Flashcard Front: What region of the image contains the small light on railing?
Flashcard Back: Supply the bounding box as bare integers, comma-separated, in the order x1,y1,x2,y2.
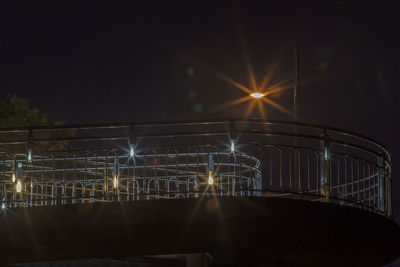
229,122,237,154
27,150,32,163
208,171,214,185
113,157,119,188
27,129,33,163
324,147,329,160
230,139,235,153
130,144,135,158
129,125,136,159
113,176,118,188
12,173,16,183
16,180,22,193
208,155,214,185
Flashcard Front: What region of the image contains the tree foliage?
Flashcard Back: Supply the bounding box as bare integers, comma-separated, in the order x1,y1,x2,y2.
0,95,71,154
0,94,63,128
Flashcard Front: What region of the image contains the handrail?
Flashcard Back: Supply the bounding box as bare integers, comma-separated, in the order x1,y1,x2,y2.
0,119,392,218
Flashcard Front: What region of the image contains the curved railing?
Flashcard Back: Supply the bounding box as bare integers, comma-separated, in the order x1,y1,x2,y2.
0,119,392,217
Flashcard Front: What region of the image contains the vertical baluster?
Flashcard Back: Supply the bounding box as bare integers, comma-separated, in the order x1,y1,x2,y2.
195,148,199,198
289,150,292,191
52,156,55,205
186,150,189,198
279,149,283,191
41,155,44,206
297,149,301,192
239,152,243,196
165,150,168,198
175,149,178,198
104,154,108,201
307,152,310,192
351,160,354,201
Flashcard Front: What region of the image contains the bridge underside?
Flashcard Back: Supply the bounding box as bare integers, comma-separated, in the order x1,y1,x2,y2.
0,197,399,266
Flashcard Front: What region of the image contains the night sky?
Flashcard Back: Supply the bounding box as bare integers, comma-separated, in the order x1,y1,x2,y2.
1,1,399,265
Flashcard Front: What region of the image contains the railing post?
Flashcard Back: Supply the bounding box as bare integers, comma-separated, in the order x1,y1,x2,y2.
208,154,214,191
16,162,23,207
320,130,330,201
387,169,392,217
1,158,6,209
27,129,33,163
377,153,385,213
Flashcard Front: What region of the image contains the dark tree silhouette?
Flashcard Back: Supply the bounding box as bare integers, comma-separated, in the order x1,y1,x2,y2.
0,94,71,153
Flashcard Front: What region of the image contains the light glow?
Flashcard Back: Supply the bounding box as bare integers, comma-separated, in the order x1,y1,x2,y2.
208,171,214,185
27,147,32,163
130,144,135,158
324,147,329,160
1,203,5,210
16,180,22,193
27,149,32,163
12,173,16,183
113,176,118,188
250,92,265,99
230,139,235,153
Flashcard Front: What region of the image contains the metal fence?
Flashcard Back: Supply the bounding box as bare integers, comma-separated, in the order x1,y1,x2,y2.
0,120,392,217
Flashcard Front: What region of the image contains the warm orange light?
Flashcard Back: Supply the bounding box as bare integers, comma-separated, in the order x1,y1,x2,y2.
250,92,265,99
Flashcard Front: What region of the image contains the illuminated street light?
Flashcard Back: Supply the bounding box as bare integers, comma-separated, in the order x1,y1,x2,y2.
250,92,265,99
12,173,16,183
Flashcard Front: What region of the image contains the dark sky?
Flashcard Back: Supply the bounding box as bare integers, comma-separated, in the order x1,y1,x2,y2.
1,1,399,265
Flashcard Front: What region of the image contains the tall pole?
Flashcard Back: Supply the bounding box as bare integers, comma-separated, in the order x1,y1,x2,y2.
293,46,300,121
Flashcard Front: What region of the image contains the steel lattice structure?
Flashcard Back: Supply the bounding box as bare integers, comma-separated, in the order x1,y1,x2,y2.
0,120,392,217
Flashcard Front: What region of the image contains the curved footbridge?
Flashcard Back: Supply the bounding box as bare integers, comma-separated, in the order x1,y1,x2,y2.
0,120,398,265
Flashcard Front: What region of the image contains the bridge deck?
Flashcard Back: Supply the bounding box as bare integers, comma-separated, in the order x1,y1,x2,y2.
0,197,398,266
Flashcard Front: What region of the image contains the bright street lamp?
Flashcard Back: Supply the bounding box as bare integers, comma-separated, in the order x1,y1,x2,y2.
250,92,265,99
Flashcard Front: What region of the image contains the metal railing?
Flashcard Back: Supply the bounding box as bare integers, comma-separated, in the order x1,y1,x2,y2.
0,119,392,217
